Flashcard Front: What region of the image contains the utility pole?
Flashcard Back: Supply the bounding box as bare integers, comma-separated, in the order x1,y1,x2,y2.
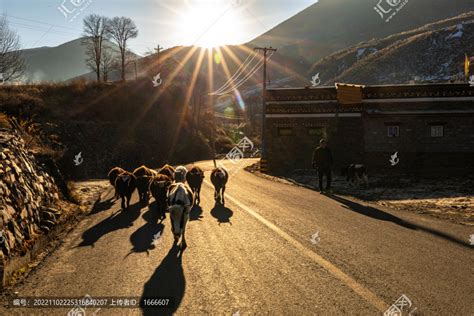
254,46,276,172
210,94,217,168
155,45,162,73
134,59,138,80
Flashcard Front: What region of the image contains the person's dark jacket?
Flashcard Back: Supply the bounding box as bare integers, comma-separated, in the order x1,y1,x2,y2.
312,146,333,169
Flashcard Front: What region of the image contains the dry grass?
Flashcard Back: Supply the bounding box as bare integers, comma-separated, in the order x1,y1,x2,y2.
0,112,10,128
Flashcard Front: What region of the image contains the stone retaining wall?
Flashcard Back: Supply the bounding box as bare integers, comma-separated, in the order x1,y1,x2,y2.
0,128,61,262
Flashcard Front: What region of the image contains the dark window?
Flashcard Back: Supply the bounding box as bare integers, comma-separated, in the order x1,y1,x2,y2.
387,125,400,137
430,125,444,137
278,128,293,136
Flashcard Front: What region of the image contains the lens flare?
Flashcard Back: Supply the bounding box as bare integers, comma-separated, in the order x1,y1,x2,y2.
233,89,245,109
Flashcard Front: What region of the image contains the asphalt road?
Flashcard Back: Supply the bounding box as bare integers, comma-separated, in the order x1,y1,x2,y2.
1,159,473,315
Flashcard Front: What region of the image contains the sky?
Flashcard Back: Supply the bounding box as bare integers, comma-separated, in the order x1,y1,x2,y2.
0,0,317,55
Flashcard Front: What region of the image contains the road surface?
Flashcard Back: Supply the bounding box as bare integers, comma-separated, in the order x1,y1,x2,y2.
1,159,473,315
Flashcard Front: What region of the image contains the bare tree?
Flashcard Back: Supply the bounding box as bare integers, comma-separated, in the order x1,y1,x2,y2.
82,14,108,82
0,14,25,83
106,16,138,81
101,45,116,82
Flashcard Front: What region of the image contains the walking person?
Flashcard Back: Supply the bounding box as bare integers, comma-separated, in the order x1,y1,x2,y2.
312,139,333,192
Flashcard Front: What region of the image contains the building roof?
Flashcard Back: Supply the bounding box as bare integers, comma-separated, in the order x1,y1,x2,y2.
266,83,474,103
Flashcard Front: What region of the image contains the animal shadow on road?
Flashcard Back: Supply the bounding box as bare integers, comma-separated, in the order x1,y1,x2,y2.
210,203,233,225
77,202,142,247
140,244,184,316
189,204,203,221
325,194,472,248
127,202,165,256
88,197,115,216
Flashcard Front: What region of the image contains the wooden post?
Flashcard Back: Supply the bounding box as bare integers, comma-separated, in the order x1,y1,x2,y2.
254,47,277,172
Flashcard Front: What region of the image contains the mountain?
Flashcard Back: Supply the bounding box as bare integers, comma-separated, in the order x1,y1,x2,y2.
310,12,474,85
249,0,474,64
16,0,474,86
19,39,137,83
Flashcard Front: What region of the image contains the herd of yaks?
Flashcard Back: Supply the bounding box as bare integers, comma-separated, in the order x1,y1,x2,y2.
107,164,229,217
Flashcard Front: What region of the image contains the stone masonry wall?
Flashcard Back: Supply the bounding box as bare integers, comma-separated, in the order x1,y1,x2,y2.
0,128,61,260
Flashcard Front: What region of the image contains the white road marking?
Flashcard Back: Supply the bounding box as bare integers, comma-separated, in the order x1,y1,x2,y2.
203,179,387,312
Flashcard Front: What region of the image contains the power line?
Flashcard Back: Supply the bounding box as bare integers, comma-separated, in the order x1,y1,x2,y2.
32,25,55,47
6,14,159,47
212,51,257,95
215,57,264,95
211,50,259,95
216,50,275,96
7,14,83,32
6,20,80,37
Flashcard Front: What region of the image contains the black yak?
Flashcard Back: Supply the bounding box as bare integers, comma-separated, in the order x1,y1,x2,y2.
158,164,175,180
108,167,125,187
186,166,204,205
114,172,137,209
108,167,125,200
149,174,173,220
210,167,228,205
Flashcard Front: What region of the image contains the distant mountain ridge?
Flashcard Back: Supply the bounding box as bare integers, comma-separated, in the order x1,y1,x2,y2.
249,0,474,63
310,12,474,85
19,38,137,83
15,0,474,85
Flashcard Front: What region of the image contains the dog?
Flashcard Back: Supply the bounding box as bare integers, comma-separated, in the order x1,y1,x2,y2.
341,164,368,187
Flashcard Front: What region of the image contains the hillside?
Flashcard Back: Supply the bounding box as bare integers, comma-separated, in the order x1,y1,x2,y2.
249,0,474,64
19,39,137,83
310,12,474,85
0,76,259,179
16,0,474,86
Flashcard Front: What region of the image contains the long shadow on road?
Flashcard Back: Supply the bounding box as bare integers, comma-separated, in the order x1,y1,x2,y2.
88,197,115,216
140,244,184,316
211,203,233,225
77,202,142,247
189,204,203,221
325,194,471,248
127,202,165,255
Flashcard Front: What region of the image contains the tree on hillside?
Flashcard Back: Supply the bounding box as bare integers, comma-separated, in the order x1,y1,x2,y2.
106,16,138,81
0,14,25,83
82,14,109,83
101,43,116,82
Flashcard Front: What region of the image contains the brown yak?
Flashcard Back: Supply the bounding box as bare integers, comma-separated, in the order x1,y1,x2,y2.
133,165,156,205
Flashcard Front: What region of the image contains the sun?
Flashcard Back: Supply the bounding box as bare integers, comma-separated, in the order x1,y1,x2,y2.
175,0,246,48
